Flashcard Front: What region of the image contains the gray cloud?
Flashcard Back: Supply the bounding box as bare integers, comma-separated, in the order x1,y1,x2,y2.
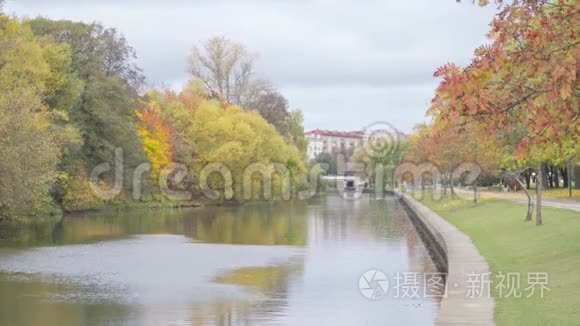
5,0,496,132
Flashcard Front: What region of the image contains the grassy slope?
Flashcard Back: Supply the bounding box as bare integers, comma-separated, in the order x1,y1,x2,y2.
417,195,580,326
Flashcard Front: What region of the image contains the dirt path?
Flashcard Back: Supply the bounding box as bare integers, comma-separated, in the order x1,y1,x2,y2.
455,189,580,212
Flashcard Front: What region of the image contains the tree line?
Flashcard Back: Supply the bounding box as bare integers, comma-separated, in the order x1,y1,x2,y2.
0,8,307,220
405,0,578,225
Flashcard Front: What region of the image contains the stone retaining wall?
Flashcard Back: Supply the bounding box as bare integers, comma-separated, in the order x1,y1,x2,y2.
396,191,495,326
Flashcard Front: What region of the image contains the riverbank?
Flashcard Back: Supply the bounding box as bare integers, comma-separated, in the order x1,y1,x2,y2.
0,199,206,225
0,195,299,225
63,200,204,215
416,194,580,325
397,192,494,326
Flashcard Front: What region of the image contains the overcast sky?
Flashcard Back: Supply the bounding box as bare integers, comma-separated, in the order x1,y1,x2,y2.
5,0,497,132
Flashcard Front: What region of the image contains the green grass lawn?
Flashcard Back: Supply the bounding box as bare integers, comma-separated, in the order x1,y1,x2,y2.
417,195,580,326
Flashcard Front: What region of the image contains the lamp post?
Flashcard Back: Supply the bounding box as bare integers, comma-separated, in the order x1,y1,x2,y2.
568,159,572,198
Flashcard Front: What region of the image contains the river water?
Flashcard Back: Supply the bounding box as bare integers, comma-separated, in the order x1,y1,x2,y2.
0,194,440,325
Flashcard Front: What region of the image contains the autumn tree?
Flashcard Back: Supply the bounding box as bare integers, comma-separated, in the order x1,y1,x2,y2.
143,83,208,175
192,102,307,201
405,119,503,204
136,108,173,179
139,82,307,202
430,0,578,224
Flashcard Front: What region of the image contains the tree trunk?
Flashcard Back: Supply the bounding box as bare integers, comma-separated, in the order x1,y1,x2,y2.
525,169,531,189
547,165,554,188
540,163,549,189
567,161,573,198
473,179,478,206
449,174,456,199
515,177,533,222
536,164,543,226
561,167,568,188
575,165,580,190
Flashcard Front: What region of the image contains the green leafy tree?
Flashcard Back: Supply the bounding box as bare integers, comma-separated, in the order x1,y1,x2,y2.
0,15,69,217
26,18,147,201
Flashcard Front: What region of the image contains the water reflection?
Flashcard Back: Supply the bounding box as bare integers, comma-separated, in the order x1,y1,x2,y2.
0,201,308,247
0,195,440,325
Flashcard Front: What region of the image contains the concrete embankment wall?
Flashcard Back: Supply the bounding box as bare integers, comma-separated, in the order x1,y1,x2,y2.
395,191,495,326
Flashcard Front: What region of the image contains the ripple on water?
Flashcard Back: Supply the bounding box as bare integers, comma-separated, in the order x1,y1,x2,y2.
0,234,304,305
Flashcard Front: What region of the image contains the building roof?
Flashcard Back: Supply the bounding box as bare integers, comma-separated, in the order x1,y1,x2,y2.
305,129,364,139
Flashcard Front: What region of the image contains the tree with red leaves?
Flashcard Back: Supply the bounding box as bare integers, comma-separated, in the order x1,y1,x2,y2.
430,0,578,225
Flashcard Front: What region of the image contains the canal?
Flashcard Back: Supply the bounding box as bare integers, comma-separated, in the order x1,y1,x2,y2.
0,194,441,325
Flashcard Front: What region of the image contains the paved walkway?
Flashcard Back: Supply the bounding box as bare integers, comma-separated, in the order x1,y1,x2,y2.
397,191,495,326
455,189,580,212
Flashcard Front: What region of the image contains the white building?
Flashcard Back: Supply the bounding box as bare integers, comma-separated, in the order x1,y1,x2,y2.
305,129,364,161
